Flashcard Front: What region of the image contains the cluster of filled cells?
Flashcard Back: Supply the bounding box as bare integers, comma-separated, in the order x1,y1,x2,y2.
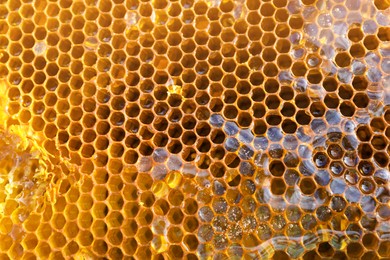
0,0,389,259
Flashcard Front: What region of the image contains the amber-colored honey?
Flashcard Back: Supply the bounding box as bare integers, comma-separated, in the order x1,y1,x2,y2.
0,0,389,259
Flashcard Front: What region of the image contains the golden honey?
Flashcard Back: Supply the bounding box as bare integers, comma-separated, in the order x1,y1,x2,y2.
0,0,389,259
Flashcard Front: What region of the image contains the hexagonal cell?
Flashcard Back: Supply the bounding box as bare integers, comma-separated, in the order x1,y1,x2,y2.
182,215,198,233
356,125,372,141
313,152,329,168
36,242,51,259
182,234,199,252
135,208,153,227
107,211,124,227
270,178,286,195
270,214,286,232
345,205,362,222
107,229,123,246
378,240,390,257
22,233,38,251
346,242,364,258
370,117,386,133
300,178,317,195
317,242,334,257
139,191,155,208
330,196,347,212
374,151,389,167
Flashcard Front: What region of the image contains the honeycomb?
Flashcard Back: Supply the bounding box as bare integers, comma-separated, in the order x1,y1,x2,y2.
0,0,389,259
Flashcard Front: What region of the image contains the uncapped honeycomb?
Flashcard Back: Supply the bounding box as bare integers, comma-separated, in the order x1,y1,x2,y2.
0,0,389,259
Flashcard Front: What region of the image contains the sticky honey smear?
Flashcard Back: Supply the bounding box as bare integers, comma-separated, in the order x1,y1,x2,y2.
0,80,51,249
0,80,91,259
